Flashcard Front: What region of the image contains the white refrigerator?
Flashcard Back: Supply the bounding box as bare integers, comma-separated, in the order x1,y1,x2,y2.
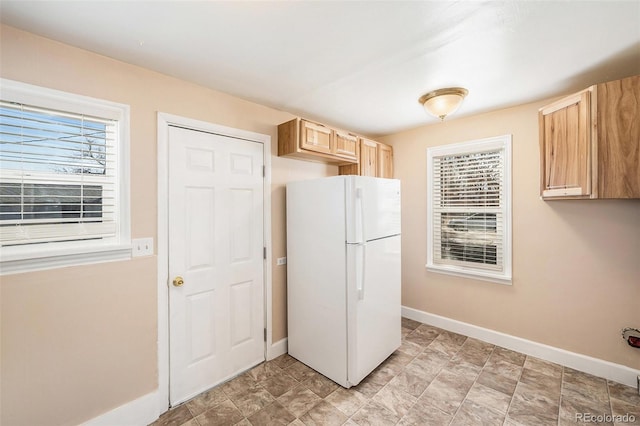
286,175,401,388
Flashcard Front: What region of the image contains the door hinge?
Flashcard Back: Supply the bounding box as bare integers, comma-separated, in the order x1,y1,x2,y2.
263,328,267,342
263,247,267,259
263,165,266,177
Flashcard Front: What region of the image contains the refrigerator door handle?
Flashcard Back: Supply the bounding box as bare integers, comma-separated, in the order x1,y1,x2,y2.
355,186,366,300
358,243,366,300
356,187,365,244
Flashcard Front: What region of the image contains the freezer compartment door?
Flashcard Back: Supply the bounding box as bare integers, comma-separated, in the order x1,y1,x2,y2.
346,176,401,244
347,235,401,386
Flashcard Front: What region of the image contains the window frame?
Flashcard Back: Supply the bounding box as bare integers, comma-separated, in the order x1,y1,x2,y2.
426,135,512,284
0,78,131,275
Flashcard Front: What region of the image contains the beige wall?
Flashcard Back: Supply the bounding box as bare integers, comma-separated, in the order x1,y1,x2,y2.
379,100,640,370
2,22,639,426
0,25,335,426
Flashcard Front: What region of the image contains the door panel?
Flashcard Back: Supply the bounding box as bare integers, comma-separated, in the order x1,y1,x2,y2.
230,188,253,261
230,281,253,346
300,119,333,154
169,125,265,405
185,187,215,269
334,130,358,160
377,144,393,178
359,138,378,177
540,91,591,197
348,235,401,385
360,176,401,241
187,290,216,361
346,177,401,243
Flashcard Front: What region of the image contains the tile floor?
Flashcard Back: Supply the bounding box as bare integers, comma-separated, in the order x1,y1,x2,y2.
152,318,640,426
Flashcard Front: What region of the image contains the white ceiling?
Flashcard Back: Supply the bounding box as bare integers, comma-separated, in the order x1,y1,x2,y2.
1,1,639,136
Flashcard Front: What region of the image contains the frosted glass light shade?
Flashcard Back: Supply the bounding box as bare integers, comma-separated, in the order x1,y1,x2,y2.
419,88,468,121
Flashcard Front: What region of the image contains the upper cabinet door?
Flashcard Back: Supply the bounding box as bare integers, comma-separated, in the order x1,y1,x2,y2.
334,130,359,161
300,119,333,154
360,138,378,177
377,143,393,179
539,89,593,198
596,76,640,198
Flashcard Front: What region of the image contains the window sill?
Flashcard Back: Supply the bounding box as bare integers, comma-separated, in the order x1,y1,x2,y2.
1,242,132,275
426,264,512,285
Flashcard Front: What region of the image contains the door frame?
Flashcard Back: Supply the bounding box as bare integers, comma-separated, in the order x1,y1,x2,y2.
156,112,273,411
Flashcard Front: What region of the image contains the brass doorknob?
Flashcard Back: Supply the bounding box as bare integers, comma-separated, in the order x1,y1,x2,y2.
173,276,184,287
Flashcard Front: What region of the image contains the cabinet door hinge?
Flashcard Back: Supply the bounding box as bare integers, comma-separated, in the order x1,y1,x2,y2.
263,165,266,177
263,247,266,259
263,328,267,342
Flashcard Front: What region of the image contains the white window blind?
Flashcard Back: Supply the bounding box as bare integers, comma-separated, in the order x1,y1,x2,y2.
0,79,130,275
427,136,511,284
0,101,117,245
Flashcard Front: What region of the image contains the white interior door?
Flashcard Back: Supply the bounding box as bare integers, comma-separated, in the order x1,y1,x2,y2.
168,125,265,405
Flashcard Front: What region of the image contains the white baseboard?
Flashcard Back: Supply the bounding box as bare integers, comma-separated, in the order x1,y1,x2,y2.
402,306,639,388
268,337,288,361
84,338,289,426
82,390,159,426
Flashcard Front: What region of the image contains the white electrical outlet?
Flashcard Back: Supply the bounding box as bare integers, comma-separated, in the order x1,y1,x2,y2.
276,257,287,266
132,237,154,257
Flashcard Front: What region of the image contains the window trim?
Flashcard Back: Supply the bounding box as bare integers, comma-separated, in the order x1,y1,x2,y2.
426,135,512,285
0,78,131,275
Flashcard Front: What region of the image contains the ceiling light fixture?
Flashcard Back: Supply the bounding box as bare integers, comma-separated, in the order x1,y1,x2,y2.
419,87,468,121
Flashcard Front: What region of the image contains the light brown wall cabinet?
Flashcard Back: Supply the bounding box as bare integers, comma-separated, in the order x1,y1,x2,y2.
278,117,394,178
539,75,640,199
334,129,359,160
338,138,394,178
360,138,378,177
278,118,358,164
377,142,394,178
